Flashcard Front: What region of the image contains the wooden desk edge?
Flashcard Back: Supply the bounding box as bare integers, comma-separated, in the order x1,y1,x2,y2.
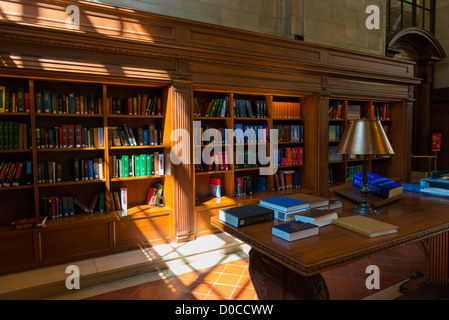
211,217,449,277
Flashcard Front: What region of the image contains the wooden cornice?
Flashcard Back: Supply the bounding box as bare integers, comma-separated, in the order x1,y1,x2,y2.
0,0,421,87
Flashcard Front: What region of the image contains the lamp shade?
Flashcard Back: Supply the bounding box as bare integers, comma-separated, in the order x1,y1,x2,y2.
336,119,394,155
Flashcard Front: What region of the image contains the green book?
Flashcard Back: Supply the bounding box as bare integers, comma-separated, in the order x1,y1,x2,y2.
134,155,140,177
0,86,4,113
8,122,13,150
146,154,152,176
17,88,25,112
13,122,19,150
122,155,129,178
0,122,3,150
98,192,105,213
140,154,147,177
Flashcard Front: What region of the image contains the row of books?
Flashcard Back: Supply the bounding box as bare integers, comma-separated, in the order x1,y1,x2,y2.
234,149,268,169
274,170,301,191
109,153,165,178
347,104,361,119
107,94,161,116
145,184,164,207
328,146,343,162
329,124,344,141
328,102,342,120
347,164,361,182
194,126,232,145
274,147,304,166
40,193,105,219
37,158,105,184
235,176,268,197
0,122,30,150
234,124,269,144
109,124,161,147
0,160,32,187
199,98,228,117
35,91,102,114
273,124,304,143
110,187,128,213
272,101,300,119
233,99,268,118
195,151,230,172
72,158,105,181
36,126,104,149
372,104,391,121
0,86,29,113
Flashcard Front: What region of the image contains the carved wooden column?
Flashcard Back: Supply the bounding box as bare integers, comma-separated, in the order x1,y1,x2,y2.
171,79,195,243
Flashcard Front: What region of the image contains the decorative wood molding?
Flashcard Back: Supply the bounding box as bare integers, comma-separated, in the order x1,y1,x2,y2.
171,80,195,243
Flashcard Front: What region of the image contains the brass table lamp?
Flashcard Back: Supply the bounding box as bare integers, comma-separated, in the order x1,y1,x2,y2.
337,119,395,215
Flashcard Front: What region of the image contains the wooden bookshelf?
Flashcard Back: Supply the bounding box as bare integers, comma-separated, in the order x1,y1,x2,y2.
326,98,406,193
0,0,418,274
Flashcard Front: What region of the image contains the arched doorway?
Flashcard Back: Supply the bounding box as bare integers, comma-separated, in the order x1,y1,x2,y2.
387,27,446,172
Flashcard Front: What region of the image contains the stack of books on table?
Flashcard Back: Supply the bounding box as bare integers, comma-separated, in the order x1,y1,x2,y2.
218,194,342,242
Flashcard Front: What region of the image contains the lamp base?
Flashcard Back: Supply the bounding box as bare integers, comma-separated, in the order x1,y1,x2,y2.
350,204,379,216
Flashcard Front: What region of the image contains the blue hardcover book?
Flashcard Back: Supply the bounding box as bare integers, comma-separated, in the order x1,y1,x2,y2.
88,159,94,180
254,177,267,192
42,90,52,113
143,129,149,145
259,196,310,213
353,172,403,199
68,92,76,114
272,221,318,242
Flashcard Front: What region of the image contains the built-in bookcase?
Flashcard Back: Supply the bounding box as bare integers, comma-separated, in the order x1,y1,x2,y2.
192,89,312,236
0,77,173,266
327,98,399,187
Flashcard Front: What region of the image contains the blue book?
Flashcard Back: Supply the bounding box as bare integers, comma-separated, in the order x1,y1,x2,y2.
42,90,52,113
259,196,310,213
272,221,318,242
68,92,76,114
353,172,403,199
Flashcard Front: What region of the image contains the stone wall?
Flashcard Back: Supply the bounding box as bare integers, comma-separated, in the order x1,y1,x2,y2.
434,1,449,89
87,0,386,56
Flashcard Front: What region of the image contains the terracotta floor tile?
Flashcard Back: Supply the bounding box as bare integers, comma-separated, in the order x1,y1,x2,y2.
222,264,246,276
330,277,355,290
187,281,213,295
330,287,358,300
231,287,257,300
209,283,236,298
237,275,254,289
330,267,352,278
216,273,242,286
197,271,221,283
131,285,164,299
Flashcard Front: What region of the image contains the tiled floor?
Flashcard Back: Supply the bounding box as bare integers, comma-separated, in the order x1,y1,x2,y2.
84,243,425,300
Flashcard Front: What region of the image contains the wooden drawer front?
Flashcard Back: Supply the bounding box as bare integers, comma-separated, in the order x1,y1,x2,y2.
196,206,235,235
41,224,110,262
114,215,170,248
0,233,35,271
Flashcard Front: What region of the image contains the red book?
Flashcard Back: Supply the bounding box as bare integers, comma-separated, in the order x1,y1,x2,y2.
11,217,47,230
24,93,30,112
146,187,157,206
75,125,82,148
67,125,74,148
62,125,68,148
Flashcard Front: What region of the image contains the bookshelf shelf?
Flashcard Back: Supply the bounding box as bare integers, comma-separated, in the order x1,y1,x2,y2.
37,147,105,152
38,179,106,188
0,185,33,191
35,114,104,118
109,145,163,150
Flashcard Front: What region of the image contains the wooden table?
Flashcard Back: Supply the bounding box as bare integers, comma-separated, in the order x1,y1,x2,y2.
211,192,449,300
